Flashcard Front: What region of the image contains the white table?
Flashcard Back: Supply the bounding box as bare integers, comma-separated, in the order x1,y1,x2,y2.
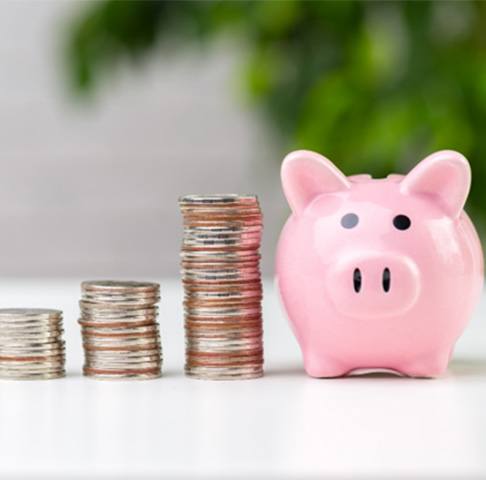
0,278,485,479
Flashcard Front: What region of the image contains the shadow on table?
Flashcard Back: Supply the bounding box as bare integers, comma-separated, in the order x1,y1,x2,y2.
448,357,486,378
265,364,304,377
266,357,486,380
64,368,182,379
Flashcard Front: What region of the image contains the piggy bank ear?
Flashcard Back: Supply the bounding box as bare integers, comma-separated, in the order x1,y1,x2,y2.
281,150,350,214
400,150,471,219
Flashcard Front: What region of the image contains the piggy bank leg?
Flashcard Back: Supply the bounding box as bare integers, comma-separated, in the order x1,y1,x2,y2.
399,349,451,378
303,351,350,378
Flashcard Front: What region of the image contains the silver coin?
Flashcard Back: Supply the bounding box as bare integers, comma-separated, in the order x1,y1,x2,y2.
179,193,257,203
0,335,64,345
78,316,158,326
80,312,158,321
0,340,64,349
182,274,261,284
0,331,64,341
182,266,261,275
0,346,65,355
181,257,260,266
186,336,263,347
186,350,263,358
180,204,261,213
0,319,63,328
185,306,261,316
0,357,64,367
78,308,157,318
185,355,263,364
83,344,160,354
84,346,161,357
82,326,160,337
183,228,262,236
85,358,162,368
182,232,262,242
82,288,159,298
181,216,262,224
0,324,64,332
81,299,160,308
185,365,263,380
84,348,161,357
184,293,262,303
79,301,158,313
82,291,160,301
183,221,262,229
85,353,161,363
0,363,64,373
79,310,158,320
185,326,262,335
184,325,262,335
181,250,260,260
84,363,162,371
79,320,157,328
0,349,65,358
82,325,159,335
0,370,65,380
82,280,160,293
186,348,262,357
85,358,161,368
0,308,62,318
183,227,262,237
83,337,160,348
83,371,161,380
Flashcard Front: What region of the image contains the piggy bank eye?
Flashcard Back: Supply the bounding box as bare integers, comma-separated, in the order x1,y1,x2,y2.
341,213,359,229
393,214,411,230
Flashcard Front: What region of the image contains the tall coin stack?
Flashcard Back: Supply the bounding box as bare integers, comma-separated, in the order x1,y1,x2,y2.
179,194,264,380
0,308,65,380
79,281,162,380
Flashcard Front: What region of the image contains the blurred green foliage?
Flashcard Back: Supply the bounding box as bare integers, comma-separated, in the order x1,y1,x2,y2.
67,0,486,228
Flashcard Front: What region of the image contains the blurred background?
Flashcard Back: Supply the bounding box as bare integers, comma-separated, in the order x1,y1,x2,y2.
1,0,485,278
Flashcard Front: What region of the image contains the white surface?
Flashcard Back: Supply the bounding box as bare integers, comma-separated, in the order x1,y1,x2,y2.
0,278,485,479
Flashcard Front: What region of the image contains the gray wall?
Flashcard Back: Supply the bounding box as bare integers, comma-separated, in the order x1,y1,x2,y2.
0,1,287,278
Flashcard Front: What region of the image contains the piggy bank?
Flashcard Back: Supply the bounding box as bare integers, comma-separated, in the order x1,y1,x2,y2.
276,149,483,378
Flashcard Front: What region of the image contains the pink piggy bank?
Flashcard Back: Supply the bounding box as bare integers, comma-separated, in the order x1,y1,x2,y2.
276,149,483,378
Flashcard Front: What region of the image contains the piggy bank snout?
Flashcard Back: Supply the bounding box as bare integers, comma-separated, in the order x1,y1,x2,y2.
327,252,420,319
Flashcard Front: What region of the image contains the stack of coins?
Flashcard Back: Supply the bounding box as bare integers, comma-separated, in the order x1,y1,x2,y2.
179,194,264,380
79,281,162,380
0,308,65,380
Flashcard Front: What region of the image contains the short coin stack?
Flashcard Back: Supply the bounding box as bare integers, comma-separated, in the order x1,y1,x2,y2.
179,194,264,380
0,308,65,380
79,281,162,380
